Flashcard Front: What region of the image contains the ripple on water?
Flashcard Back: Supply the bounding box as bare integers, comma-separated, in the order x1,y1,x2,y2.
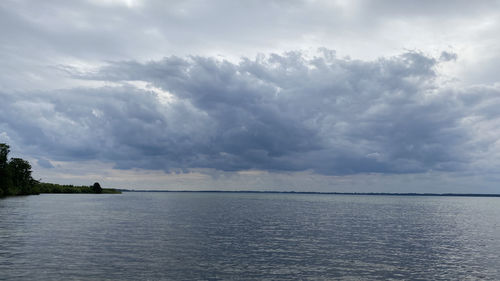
1,193,500,280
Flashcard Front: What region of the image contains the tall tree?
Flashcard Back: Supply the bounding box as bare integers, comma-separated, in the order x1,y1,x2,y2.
0,143,8,165
9,158,34,195
0,144,12,195
92,182,102,194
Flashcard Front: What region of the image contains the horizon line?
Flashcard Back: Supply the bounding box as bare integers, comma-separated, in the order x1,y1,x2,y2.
117,189,500,197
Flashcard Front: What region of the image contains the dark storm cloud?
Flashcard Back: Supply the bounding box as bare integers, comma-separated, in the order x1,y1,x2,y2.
3,49,496,175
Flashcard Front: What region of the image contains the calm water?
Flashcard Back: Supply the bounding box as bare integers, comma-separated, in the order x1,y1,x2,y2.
1,192,500,280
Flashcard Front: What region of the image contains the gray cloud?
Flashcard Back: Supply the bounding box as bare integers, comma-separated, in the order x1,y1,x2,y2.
37,158,54,169
1,0,500,191
440,51,458,62
2,50,497,175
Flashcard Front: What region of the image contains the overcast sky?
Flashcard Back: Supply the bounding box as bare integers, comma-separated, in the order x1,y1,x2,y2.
1,0,500,192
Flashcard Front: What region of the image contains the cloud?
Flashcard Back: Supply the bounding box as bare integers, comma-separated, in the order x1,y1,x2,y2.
2,0,499,86
3,49,498,176
440,51,458,62
37,158,54,169
0,0,499,192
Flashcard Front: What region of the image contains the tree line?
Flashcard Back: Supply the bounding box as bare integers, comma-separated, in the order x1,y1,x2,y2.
1,143,119,197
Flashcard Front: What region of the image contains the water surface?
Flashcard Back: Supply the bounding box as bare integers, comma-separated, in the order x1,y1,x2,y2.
1,192,499,280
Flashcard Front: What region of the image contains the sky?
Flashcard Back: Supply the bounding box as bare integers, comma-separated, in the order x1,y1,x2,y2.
1,0,500,192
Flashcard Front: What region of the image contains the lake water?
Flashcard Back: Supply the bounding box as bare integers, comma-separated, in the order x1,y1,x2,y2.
1,192,500,280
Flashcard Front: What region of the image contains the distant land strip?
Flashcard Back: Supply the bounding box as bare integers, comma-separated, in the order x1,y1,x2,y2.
118,190,500,197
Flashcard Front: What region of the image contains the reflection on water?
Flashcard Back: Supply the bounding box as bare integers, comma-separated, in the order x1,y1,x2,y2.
1,193,500,280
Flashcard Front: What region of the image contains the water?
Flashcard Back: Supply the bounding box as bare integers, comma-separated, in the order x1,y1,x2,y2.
1,192,500,280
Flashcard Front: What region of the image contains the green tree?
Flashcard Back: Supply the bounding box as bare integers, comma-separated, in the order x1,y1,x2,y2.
0,144,13,196
0,143,8,164
0,143,117,196
9,158,34,195
92,182,102,193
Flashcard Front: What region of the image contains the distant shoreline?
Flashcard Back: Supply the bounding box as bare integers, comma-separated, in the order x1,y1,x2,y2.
119,190,500,198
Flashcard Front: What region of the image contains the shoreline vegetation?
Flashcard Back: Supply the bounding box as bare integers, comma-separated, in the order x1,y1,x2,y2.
0,143,120,197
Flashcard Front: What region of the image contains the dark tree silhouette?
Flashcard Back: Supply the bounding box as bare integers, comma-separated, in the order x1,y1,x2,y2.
0,143,36,196
0,144,13,196
0,143,119,196
0,143,8,164
9,158,34,195
92,182,102,193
